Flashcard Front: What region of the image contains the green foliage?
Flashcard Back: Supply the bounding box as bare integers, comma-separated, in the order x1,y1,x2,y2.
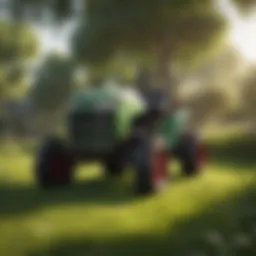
0,22,38,64
8,1,229,73
29,54,75,114
72,0,227,67
10,0,72,22
85,54,140,85
0,21,38,101
0,67,29,100
232,0,256,14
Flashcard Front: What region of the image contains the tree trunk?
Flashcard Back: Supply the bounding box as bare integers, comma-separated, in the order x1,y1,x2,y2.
153,34,177,102
136,36,177,105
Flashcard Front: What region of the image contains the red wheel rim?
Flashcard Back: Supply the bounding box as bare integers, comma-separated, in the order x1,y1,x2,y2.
152,149,168,189
197,144,207,168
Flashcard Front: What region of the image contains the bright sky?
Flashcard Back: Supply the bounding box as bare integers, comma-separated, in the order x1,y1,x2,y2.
36,0,256,64
36,21,75,57
218,0,256,64
230,18,256,63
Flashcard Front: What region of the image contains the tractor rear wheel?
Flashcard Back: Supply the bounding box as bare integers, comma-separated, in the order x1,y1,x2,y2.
35,137,74,188
175,134,207,176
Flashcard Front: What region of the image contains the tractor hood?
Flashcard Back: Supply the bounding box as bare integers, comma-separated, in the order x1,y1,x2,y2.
68,85,147,144
68,85,146,114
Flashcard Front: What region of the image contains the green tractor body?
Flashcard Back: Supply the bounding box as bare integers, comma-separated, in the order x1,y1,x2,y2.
36,84,206,194
67,86,146,159
68,85,189,157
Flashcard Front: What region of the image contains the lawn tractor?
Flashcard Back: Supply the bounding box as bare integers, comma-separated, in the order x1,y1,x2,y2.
35,84,207,194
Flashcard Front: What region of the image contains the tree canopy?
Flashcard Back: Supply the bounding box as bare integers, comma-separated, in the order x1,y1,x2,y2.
7,1,256,69
0,21,38,65
8,0,73,23
0,21,38,101
5,0,256,92
72,0,226,67
232,0,256,14
8,0,256,21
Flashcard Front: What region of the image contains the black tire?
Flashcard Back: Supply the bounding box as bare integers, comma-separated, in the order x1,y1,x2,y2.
175,134,206,176
103,137,138,177
104,152,125,177
133,137,169,195
35,137,74,189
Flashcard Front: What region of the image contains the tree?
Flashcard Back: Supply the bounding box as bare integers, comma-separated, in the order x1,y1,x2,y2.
0,21,38,103
5,1,256,96
0,20,38,136
29,54,75,115
71,1,227,97
28,54,75,135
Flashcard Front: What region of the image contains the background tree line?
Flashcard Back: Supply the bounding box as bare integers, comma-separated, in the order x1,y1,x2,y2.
0,0,256,137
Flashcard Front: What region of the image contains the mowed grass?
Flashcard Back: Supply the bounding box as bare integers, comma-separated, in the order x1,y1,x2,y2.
0,132,255,256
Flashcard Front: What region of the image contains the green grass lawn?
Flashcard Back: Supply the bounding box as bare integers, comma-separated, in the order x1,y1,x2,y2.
0,133,255,256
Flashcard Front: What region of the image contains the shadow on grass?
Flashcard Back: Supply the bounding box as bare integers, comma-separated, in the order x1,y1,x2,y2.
206,134,256,169
29,184,256,256
0,171,187,218
0,178,137,217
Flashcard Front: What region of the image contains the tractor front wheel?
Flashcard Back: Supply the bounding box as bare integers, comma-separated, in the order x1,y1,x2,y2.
35,137,74,189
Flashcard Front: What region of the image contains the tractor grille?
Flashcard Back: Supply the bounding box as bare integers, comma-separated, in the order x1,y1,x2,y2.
69,112,116,153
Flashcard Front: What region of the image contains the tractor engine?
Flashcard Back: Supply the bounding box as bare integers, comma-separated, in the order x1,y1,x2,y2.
67,86,146,159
